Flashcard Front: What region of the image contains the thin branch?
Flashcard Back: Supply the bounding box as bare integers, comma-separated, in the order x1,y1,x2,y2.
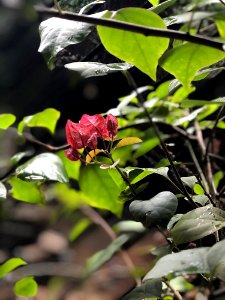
53,0,62,13
162,278,183,300
35,6,225,51
80,205,142,286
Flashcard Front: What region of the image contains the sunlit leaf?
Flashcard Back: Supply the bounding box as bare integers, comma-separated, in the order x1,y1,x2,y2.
8,177,43,204
0,114,16,129
181,176,198,189
213,171,223,189
13,276,38,297
129,191,178,227
215,14,225,39
160,43,225,88
69,218,91,242
65,62,132,77
122,279,162,300
85,234,129,276
57,150,81,181
79,165,123,216
115,137,142,149
18,108,60,134
207,239,225,280
144,248,209,280
97,8,169,80
150,0,177,14
0,258,26,279
171,205,225,244
16,153,68,183
169,276,194,292
86,149,105,164
133,137,160,159
148,0,159,6
0,182,7,200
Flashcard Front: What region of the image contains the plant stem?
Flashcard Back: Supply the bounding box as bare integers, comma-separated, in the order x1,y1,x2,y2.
35,6,225,51
162,278,183,300
80,205,142,286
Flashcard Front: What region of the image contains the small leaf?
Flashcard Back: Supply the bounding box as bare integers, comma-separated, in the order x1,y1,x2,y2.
169,276,194,292
171,205,225,244
97,8,169,80
18,108,60,134
0,182,7,200
86,149,105,163
133,137,161,159
213,171,223,189
148,0,159,6
16,153,68,183
115,137,142,149
85,234,129,276
65,62,132,78
0,258,26,279
0,114,16,129
122,279,162,300
113,221,146,234
160,43,225,88
8,177,43,204
13,276,38,297
69,218,91,242
144,248,209,280
129,191,178,227
181,176,198,189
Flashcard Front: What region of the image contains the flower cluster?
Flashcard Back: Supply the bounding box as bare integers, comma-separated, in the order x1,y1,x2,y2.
65,114,118,161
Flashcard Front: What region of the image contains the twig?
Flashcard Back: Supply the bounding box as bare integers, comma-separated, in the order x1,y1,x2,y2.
53,0,62,14
80,205,142,286
124,71,197,208
218,0,225,6
162,278,183,300
35,7,225,51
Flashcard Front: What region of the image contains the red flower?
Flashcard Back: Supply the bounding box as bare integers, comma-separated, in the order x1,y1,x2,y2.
80,114,108,139
106,114,118,140
64,148,81,161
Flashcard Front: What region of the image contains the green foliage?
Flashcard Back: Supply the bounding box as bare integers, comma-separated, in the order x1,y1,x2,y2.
0,258,26,279
0,114,16,129
13,276,38,297
18,108,60,134
97,8,169,81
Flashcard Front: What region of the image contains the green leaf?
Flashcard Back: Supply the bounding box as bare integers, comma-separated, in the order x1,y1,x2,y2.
18,108,60,134
169,276,194,292
194,183,204,195
0,182,7,200
65,62,132,77
207,239,225,280
213,171,223,189
69,218,91,241
181,97,225,108
215,14,225,39
113,221,146,234
160,43,225,88
181,176,198,189
171,205,225,244
38,14,102,68
13,276,38,297
148,0,159,6
97,8,169,81
144,248,209,280
115,137,143,149
85,234,129,276
0,114,16,129
129,191,178,227
122,279,162,300
133,137,161,159
16,153,68,183
79,165,123,216
8,177,43,204
0,258,26,279
57,150,81,181
150,0,177,14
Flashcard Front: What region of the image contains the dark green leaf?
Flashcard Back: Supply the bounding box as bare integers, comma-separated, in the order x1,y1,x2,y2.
85,234,129,276
18,108,60,134
13,276,38,297
122,279,162,300
0,182,7,200
65,62,132,77
79,165,123,216
0,114,16,129
8,177,43,204
171,205,225,244
0,258,26,279
129,191,178,227
16,153,68,183
144,248,209,280
160,43,225,88
97,8,169,80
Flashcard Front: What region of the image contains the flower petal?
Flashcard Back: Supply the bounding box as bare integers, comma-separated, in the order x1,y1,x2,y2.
106,114,118,139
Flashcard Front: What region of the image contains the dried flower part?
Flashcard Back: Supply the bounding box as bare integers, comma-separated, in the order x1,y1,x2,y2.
64,148,80,161
106,114,118,140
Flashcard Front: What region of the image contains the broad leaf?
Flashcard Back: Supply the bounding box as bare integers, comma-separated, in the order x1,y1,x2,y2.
97,8,169,81
0,182,7,200
115,137,142,149
13,276,38,297
16,153,68,183
79,165,123,216
160,43,225,88
57,150,81,181
0,114,16,129
65,62,132,77
8,177,43,204
18,108,60,134
0,258,26,279
38,14,102,67
122,279,162,300
207,239,225,281
169,276,195,292
144,248,209,280
129,191,178,227
171,205,225,244
85,234,129,276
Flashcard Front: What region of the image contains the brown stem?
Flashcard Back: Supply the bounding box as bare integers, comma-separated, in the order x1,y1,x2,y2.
80,205,141,286
163,278,183,300
35,7,225,51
